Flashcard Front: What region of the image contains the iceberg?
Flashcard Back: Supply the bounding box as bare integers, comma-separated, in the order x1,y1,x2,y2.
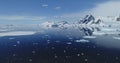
83,36,96,39
113,37,120,40
0,31,36,37
75,39,89,43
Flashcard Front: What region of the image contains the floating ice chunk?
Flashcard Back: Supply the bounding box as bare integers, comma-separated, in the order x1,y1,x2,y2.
97,53,100,56
63,50,66,53
0,31,35,37
113,37,120,40
75,39,89,43
85,58,88,62
13,44,17,47
16,41,20,44
68,37,73,40
45,35,49,37
33,43,39,45
66,42,72,44
29,59,33,62
54,55,58,58
83,36,96,39
13,54,17,57
51,47,55,49
81,53,84,55
9,37,15,40
55,40,60,43
101,28,116,32
94,32,120,35
93,32,106,35
77,54,80,56
32,51,36,54
115,57,119,60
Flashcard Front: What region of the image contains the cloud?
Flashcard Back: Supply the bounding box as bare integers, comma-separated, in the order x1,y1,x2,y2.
62,1,120,18
0,15,46,21
41,4,48,7
91,1,120,17
54,6,61,10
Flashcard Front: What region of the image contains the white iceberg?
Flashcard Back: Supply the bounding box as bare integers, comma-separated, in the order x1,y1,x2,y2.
66,42,72,44
0,31,36,37
75,39,89,43
113,37,120,40
93,32,106,35
83,36,96,39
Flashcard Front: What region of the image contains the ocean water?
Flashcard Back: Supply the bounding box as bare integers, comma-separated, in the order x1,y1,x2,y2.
0,26,120,63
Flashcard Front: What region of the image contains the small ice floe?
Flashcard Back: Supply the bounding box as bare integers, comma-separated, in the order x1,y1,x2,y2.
77,54,80,56
32,51,36,54
93,31,120,35
81,53,84,56
84,58,88,62
47,40,50,42
63,50,66,53
66,42,72,45
33,43,39,45
28,59,33,62
51,47,55,49
54,55,58,59
16,41,20,44
93,32,105,35
55,40,60,43
13,54,17,57
75,39,89,43
44,35,49,37
102,28,116,32
9,37,15,40
113,37,120,40
0,31,35,37
0,29,9,32
68,37,73,40
83,36,96,39
13,44,17,47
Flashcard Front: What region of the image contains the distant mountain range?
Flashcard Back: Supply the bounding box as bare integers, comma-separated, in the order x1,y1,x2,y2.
39,14,120,29
78,15,104,25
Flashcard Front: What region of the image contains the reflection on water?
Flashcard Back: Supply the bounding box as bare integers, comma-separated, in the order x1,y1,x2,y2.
0,25,120,63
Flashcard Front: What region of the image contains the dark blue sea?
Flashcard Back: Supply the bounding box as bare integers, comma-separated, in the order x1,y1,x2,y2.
0,26,120,63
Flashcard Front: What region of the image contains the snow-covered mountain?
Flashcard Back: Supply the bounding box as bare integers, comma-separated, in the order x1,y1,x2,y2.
94,19,103,24
79,14,104,25
39,14,120,30
81,15,95,24
40,21,56,28
39,21,70,29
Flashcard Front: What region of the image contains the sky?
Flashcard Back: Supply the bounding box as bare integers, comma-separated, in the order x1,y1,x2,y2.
0,0,119,24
